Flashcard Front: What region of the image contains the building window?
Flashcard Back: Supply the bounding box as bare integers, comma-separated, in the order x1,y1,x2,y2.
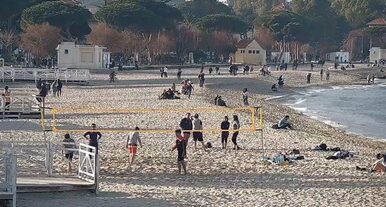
64,49,69,54
249,50,252,54
256,50,260,54
252,50,255,54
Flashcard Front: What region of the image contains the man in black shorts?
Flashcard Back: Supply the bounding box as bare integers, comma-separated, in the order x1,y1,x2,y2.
172,129,187,175
220,116,230,149
83,123,102,154
179,113,193,155
63,133,76,173
192,114,206,150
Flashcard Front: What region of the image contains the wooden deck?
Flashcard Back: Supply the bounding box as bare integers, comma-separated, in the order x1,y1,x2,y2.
17,176,94,193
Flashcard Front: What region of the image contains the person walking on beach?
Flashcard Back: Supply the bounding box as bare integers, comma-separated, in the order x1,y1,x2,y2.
307,73,312,84
172,129,187,175
232,115,241,150
180,113,193,156
186,81,194,99
63,133,76,173
57,79,63,97
320,68,324,81
83,123,102,154
160,67,165,78
278,75,284,88
242,88,249,106
51,80,58,97
326,69,330,81
177,68,182,80
220,116,230,149
198,71,205,87
163,66,168,77
209,67,213,75
311,63,314,71
126,127,142,164
192,114,206,150
215,66,220,75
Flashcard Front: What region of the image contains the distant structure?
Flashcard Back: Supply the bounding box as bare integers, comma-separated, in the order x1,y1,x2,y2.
233,39,266,65
369,47,386,63
272,1,290,13
57,42,110,69
327,51,350,63
367,18,386,28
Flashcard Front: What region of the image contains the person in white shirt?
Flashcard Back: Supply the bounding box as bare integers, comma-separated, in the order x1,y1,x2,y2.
192,114,206,150
163,66,168,77
126,127,142,164
242,88,249,106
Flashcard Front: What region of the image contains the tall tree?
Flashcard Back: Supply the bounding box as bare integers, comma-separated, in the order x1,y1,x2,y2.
178,0,233,24
20,23,62,59
331,0,385,27
95,0,182,32
20,1,92,40
197,14,248,33
0,30,18,61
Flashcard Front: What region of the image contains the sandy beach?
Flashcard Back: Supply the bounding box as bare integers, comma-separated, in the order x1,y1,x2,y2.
1,65,386,206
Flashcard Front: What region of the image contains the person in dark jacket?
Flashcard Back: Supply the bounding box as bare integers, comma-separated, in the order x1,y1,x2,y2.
220,116,230,149
179,113,193,156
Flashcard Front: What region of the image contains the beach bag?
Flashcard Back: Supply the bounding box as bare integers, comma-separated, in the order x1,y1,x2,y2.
271,124,279,129
292,149,300,155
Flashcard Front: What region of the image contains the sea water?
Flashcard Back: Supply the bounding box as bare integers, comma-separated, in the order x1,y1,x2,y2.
283,82,386,139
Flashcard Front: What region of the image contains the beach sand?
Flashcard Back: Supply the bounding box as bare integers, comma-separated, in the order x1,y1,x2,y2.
1,66,386,206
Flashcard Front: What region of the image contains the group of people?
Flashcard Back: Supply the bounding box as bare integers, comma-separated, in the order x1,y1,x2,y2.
180,79,194,98
160,66,168,78
160,88,180,100
214,95,227,106
260,65,272,76
36,78,63,100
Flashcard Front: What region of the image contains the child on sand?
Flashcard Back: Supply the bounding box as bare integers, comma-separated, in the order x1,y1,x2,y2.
172,129,187,175
126,127,142,164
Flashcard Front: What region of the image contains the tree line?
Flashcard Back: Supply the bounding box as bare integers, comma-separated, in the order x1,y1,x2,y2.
0,0,385,65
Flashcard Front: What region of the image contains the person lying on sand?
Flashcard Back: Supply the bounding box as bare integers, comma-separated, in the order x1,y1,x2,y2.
356,153,386,173
326,151,354,160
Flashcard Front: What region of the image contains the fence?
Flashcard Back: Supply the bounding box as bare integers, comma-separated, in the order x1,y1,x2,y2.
0,68,90,83
0,150,17,207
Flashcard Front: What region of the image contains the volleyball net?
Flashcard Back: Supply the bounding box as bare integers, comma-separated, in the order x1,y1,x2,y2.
41,106,263,134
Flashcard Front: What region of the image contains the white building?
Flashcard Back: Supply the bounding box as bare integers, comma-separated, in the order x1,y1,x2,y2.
57,42,110,69
369,47,386,63
327,52,350,63
233,39,266,65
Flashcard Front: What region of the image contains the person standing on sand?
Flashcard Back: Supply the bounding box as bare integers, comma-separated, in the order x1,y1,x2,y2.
160,67,164,78
326,69,330,81
164,66,168,77
220,116,230,149
192,114,206,150
177,68,182,80
180,113,193,156
83,123,102,154
63,134,76,173
215,66,220,75
57,79,63,97
126,127,142,164
172,129,187,175
320,68,324,80
307,73,312,84
232,115,241,150
242,88,249,106
186,81,194,99
198,71,205,87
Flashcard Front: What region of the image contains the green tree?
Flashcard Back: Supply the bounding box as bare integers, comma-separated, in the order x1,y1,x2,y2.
331,0,385,27
0,0,54,30
20,1,92,40
197,14,248,33
264,11,309,43
291,0,348,52
95,0,182,32
178,0,233,24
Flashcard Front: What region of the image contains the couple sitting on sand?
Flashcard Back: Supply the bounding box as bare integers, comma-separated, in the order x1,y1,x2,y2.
214,95,227,107
160,88,180,100
272,115,294,130
356,153,386,173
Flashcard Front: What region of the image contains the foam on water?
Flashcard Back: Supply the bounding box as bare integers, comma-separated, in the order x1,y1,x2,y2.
283,84,386,139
